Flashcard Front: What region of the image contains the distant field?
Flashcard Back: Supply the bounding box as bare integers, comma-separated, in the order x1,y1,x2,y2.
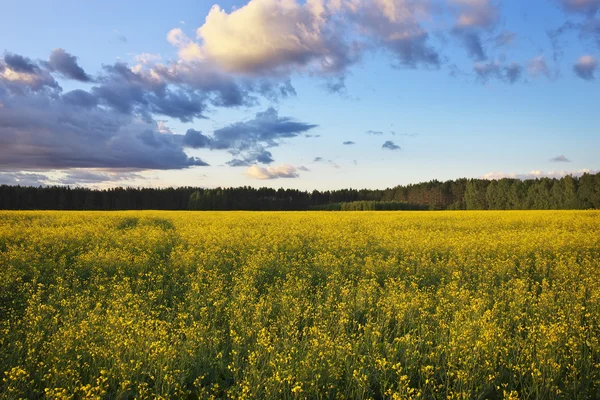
1,211,599,399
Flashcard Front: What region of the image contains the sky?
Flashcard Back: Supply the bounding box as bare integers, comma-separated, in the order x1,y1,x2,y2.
0,0,598,190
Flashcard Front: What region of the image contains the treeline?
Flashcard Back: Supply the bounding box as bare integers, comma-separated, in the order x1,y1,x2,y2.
1,172,599,210
310,201,427,211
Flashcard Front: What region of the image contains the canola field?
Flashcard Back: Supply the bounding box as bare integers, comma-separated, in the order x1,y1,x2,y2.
1,211,600,399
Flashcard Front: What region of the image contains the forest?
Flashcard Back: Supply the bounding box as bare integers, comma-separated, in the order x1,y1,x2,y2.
1,172,599,210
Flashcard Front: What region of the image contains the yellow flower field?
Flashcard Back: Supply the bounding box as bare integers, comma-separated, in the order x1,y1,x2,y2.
1,211,599,399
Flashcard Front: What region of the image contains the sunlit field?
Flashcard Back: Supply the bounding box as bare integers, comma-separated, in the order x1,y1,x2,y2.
1,211,599,399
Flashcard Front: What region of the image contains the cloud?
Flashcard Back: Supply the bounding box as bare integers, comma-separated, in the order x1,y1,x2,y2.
482,169,599,180
0,169,144,186
298,166,310,171
382,140,401,150
366,130,384,135
168,0,441,83
211,107,318,165
343,141,356,145
0,171,50,186
46,48,92,82
245,164,300,180
573,55,598,80
54,170,143,185
449,0,499,61
556,0,600,14
313,157,324,162
0,88,208,170
450,0,499,29
1,52,59,93
494,31,516,47
550,155,571,162
345,0,440,68
182,0,353,75
3,52,38,74
474,60,523,83
527,55,553,79
459,31,487,61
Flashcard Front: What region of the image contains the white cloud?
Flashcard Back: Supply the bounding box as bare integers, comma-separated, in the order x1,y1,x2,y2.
482,169,598,180
167,0,441,78
189,0,341,75
245,164,300,179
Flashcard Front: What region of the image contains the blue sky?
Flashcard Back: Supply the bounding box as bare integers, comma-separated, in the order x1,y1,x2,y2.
0,0,598,190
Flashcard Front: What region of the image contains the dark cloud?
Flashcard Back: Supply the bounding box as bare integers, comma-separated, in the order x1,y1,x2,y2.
449,0,499,61
152,62,295,108
504,63,524,83
458,31,487,61
550,155,571,162
62,89,99,108
385,32,441,68
227,149,275,167
47,49,92,82
298,166,310,172
0,89,208,170
91,62,207,122
343,141,356,145
0,172,49,186
211,108,318,161
573,55,598,80
474,61,523,84
3,52,38,74
182,129,212,149
347,3,440,68
382,141,401,151
313,157,324,162
1,52,59,93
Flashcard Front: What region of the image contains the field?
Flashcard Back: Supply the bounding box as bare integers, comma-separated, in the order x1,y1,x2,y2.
1,211,599,399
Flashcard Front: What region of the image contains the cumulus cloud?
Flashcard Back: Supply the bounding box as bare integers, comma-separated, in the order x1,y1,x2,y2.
167,0,442,84
177,0,352,75
482,169,599,180
573,55,598,80
550,155,571,162
382,140,401,150
46,48,92,82
245,164,300,180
